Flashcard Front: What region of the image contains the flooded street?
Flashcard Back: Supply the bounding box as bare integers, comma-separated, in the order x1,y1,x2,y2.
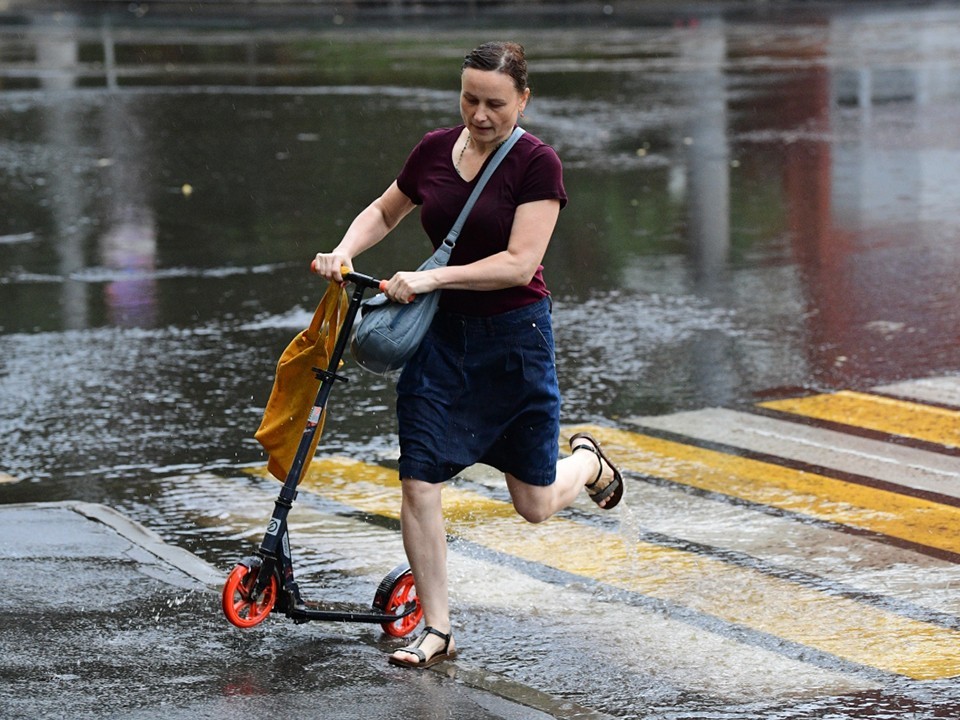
2,3,960,718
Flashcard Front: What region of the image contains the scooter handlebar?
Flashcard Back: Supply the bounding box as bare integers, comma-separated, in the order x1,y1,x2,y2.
309,261,413,300
339,265,384,291
375,276,416,303
308,259,380,288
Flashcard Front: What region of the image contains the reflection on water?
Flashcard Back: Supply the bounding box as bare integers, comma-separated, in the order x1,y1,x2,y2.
2,5,960,717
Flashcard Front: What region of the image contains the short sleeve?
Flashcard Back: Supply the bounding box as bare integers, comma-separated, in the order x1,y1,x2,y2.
517,144,567,209
396,136,426,205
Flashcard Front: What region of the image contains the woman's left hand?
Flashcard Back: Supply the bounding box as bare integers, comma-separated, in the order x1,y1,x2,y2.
383,270,438,303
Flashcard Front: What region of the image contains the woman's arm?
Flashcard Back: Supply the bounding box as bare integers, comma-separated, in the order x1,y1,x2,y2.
381,198,561,302
313,181,417,282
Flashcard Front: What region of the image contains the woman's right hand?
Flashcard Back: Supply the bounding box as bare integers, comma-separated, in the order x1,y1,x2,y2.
311,252,352,283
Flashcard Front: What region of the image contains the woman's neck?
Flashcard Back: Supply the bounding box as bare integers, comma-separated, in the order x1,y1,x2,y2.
466,129,510,156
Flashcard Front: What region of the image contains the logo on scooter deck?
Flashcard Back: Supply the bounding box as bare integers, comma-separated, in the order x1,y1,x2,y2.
266,518,281,536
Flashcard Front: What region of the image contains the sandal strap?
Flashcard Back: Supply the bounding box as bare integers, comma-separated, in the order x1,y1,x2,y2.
396,626,451,664
586,473,620,503
422,626,452,651
570,431,624,511
397,647,427,663
572,443,604,486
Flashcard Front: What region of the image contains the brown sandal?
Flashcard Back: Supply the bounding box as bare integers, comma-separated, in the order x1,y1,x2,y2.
388,626,457,669
570,432,624,509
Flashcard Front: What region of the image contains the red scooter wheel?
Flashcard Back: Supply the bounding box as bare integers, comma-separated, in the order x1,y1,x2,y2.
222,560,278,628
374,564,423,638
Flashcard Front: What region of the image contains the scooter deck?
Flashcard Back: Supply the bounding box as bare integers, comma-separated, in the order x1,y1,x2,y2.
286,602,418,625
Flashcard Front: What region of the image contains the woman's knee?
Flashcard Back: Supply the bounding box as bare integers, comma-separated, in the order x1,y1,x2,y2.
401,477,442,508
507,485,553,524
514,502,552,524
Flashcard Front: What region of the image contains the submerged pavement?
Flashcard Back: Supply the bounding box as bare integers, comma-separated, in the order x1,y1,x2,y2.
0,501,607,720
2,376,960,718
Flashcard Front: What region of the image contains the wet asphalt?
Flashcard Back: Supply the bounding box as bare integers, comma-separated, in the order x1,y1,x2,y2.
0,500,609,720
3,1,960,717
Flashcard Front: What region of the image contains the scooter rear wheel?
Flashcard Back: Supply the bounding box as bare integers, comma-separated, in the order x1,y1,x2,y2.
222,559,278,628
374,564,423,638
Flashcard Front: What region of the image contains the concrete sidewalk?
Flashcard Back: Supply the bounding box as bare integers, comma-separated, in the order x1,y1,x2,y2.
0,501,604,720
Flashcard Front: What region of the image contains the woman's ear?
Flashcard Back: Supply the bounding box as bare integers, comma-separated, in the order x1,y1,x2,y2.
519,87,531,118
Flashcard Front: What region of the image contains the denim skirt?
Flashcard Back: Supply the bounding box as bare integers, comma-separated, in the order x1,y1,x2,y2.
396,296,560,486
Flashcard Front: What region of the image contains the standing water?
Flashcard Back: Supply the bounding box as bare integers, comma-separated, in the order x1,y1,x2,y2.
1,4,960,717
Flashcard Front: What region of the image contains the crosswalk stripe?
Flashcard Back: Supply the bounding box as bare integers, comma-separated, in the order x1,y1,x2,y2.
632,407,960,501
276,456,960,680
759,390,960,448
568,424,960,559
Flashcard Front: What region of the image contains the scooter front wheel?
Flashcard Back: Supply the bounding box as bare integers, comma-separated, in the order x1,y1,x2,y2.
222,558,278,628
373,563,423,638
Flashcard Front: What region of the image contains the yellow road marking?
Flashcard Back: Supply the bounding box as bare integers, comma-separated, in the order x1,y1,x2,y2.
253,456,960,680
566,424,960,558
760,391,960,448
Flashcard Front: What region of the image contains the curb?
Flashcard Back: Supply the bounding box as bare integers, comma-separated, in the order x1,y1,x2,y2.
6,500,225,588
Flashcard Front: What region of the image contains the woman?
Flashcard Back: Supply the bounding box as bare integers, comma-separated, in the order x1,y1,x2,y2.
312,41,623,669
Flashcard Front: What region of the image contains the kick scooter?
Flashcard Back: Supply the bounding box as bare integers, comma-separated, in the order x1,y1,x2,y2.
221,268,422,638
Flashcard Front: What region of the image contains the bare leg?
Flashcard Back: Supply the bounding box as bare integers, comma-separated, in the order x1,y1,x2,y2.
390,478,456,664
505,441,615,524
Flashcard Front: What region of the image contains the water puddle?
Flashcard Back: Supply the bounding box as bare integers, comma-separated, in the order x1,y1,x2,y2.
3,5,960,716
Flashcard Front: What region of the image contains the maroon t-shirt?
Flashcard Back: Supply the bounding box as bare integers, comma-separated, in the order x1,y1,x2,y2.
395,125,567,316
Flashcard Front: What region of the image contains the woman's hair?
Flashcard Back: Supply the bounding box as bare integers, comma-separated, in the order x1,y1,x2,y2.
462,41,528,94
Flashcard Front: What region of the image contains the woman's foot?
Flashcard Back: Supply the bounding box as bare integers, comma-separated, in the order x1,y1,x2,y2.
389,626,457,669
570,432,624,509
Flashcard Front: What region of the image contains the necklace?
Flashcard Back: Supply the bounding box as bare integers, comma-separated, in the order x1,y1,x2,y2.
454,132,508,178
454,133,471,177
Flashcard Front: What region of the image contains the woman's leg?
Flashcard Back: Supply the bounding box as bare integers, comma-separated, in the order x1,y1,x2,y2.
505,441,616,524
390,478,456,664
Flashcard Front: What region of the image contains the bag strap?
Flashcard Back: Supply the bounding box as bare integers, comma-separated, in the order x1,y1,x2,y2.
308,281,347,340
444,126,526,248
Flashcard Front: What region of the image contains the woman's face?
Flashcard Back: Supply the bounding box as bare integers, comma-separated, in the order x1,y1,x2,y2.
459,67,529,145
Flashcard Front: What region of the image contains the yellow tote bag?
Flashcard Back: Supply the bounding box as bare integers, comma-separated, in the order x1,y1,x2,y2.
255,281,349,481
